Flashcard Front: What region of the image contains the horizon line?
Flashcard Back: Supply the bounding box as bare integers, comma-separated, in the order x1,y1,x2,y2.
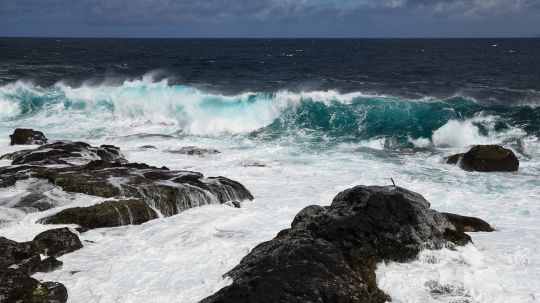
0,36,539,39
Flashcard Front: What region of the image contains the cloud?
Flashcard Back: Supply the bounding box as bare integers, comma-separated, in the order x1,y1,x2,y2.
0,0,538,36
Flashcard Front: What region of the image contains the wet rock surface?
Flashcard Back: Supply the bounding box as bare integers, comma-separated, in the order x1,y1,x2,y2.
0,268,68,303
40,199,159,229
0,229,83,303
0,131,255,302
0,141,253,223
9,128,48,145
32,228,83,257
445,145,519,172
201,185,492,303
443,213,494,233
0,141,126,165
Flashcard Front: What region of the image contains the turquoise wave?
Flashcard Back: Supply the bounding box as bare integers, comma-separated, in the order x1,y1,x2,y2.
0,79,538,149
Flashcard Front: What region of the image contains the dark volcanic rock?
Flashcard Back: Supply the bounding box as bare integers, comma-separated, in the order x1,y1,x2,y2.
444,153,464,165
0,141,127,165
0,161,253,218
0,237,39,274
201,186,492,303
446,145,519,172
40,199,159,229
0,268,67,303
38,257,63,273
32,228,83,257
168,146,220,156
443,213,494,233
9,128,48,145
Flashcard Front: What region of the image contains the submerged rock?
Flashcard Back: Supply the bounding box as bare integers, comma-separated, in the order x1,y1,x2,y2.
40,199,158,229
167,146,221,156
139,145,157,150
32,228,83,257
9,128,48,145
445,145,519,172
201,185,492,303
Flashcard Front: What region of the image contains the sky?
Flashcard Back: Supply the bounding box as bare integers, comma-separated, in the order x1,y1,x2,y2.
0,0,539,38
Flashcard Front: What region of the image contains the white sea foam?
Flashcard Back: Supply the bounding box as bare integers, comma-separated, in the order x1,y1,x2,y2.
409,115,527,148
0,79,539,302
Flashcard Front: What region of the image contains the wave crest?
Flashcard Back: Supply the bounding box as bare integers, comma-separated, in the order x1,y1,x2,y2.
0,77,537,148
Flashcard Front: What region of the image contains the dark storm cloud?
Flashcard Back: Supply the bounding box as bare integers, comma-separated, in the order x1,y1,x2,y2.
0,0,538,37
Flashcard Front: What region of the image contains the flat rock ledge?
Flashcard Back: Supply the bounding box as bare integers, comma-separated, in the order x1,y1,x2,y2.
444,144,519,172
0,139,254,230
201,185,492,303
0,228,83,303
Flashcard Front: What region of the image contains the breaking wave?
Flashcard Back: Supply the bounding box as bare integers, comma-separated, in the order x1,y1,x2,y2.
0,76,538,149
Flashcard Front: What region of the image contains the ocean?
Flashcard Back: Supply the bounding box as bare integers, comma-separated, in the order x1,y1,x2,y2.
0,38,539,302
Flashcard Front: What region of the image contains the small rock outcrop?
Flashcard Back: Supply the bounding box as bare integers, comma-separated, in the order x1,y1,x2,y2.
32,228,83,257
9,128,48,145
0,229,83,303
0,268,68,303
167,146,221,156
445,145,519,172
0,141,126,165
40,199,158,229
0,237,39,274
443,213,494,233
201,186,492,303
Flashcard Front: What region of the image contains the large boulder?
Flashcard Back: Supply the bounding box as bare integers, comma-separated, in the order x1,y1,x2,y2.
40,199,159,229
201,186,492,303
32,228,83,257
9,128,48,145
0,268,67,303
445,145,519,172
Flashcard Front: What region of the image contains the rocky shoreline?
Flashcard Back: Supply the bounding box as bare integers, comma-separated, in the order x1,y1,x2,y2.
0,129,497,302
0,129,254,302
201,185,493,303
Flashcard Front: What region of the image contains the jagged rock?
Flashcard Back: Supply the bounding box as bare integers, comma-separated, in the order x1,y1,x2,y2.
443,213,494,233
40,199,158,229
201,186,492,303
167,146,220,156
0,268,67,303
38,257,63,273
0,237,39,274
0,159,253,218
9,128,48,145
32,228,83,257
0,141,127,165
0,136,253,232
445,145,519,172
